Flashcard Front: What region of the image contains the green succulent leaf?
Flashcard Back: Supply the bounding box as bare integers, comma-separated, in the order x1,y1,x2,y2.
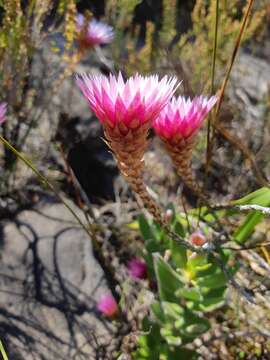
174,220,186,237
232,187,270,206
138,214,155,241
154,254,184,302
196,272,227,289
170,239,187,269
198,296,225,312
234,212,264,243
175,287,202,302
181,310,210,337
151,301,166,323
161,301,184,320
160,327,182,346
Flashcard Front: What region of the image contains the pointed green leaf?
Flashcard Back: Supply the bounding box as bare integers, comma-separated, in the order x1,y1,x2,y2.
196,272,227,289
233,187,270,206
151,301,166,323
175,287,202,302
174,221,186,237
170,239,187,269
153,254,184,302
138,214,155,240
162,301,184,320
160,328,182,346
234,212,264,243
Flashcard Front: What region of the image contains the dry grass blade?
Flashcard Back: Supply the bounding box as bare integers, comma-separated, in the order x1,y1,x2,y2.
207,0,256,169
214,0,255,121
206,0,219,169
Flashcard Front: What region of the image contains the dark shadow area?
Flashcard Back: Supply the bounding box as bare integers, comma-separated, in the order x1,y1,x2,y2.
0,206,116,359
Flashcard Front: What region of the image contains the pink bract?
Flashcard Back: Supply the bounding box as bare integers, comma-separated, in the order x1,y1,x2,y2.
127,258,147,279
77,14,114,47
76,72,179,128
97,294,118,317
0,103,6,125
153,96,217,141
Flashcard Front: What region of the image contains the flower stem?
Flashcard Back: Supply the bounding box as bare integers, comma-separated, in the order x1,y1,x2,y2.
207,0,254,169
0,134,92,238
206,0,219,172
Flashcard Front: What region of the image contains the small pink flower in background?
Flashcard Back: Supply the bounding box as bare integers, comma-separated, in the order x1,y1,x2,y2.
0,103,6,124
76,14,114,48
190,232,206,246
97,294,118,318
127,258,147,279
153,95,217,143
76,72,178,129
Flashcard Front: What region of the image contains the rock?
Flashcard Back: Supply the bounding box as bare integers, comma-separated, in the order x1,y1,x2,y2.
0,196,117,359
228,52,270,153
230,52,270,127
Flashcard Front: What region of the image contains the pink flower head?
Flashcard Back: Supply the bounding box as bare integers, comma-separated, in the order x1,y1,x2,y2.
127,258,147,279
76,72,179,129
0,103,6,125
77,14,114,47
153,95,217,142
97,294,118,318
190,232,206,246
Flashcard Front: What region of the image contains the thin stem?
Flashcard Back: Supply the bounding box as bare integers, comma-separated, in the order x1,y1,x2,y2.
206,0,219,170
0,341,8,360
207,0,254,168
0,135,92,239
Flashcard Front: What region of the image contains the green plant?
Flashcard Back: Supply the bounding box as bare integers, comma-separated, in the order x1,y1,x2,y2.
134,208,232,359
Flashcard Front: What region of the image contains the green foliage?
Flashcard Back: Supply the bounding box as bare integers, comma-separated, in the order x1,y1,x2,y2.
134,209,230,358
233,187,270,243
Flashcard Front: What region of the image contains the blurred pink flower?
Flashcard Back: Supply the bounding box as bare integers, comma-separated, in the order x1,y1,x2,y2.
190,232,206,246
127,258,147,279
0,103,6,124
97,294,118,318
153,96,217,143
76,72,178,129
77,14,114,48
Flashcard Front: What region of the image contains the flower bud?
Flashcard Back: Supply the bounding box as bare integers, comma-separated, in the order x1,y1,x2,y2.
164,209,174,222
190,232,206,246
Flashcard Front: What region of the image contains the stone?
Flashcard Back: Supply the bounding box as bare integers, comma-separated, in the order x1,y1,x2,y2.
0,196,117,359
